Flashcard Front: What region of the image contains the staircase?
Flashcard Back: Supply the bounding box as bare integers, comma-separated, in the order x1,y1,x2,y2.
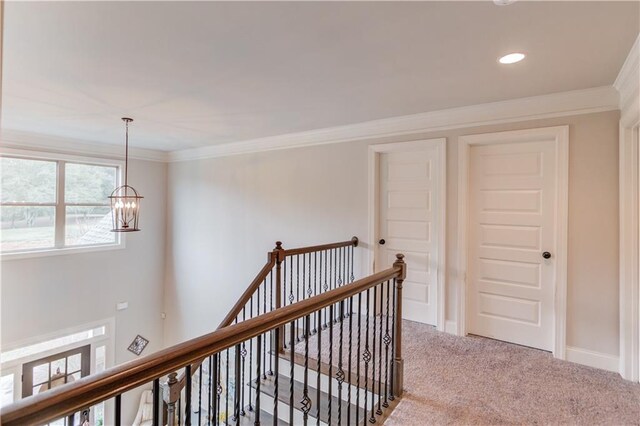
1,237,406,426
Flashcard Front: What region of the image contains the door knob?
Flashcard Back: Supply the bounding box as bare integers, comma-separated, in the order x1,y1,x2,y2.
379,239,386,245
542,251,551,259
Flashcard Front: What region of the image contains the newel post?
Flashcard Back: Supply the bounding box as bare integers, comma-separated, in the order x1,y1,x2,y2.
392,253,406,397
162,372,180,426
274,241,285,352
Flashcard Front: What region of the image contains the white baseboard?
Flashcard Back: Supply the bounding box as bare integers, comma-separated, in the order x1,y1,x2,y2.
566,346,619,373
444,320,458,335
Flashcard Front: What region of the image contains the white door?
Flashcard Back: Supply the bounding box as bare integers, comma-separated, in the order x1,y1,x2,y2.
377,145,443,325
467,139,557,351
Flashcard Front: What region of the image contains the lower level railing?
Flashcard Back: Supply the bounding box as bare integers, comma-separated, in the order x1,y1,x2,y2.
1,240,405,426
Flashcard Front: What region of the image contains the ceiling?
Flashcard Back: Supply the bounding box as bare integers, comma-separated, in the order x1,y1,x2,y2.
2,1,638,151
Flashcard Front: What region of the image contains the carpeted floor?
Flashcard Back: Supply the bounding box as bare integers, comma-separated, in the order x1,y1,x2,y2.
385,320,640,425
294,316,640,425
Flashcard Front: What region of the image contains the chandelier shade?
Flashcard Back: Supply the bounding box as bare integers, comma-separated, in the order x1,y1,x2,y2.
110,117,143,232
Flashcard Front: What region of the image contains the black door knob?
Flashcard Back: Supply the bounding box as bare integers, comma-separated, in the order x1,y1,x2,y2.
379,239,386,245
542,251,551,259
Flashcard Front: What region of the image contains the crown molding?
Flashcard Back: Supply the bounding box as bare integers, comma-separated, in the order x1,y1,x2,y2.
168,85,619,162
0,129,169,162
614,33,640,127
1,85,620,164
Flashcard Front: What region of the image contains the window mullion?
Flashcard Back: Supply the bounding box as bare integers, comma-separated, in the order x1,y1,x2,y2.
55,161,66,248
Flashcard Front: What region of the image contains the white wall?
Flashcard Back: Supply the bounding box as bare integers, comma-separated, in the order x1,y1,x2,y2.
165,110,621,360
1,158,167,422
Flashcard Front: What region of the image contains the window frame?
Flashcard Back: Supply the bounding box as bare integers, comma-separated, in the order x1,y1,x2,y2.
0,148,125,259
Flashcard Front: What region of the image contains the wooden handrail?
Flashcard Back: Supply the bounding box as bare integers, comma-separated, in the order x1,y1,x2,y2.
218,252,276,329
1,262,403,426
281,236,358,257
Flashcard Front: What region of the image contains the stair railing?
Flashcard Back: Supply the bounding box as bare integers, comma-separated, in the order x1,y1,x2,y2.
1,238,405,426
177,237,359,402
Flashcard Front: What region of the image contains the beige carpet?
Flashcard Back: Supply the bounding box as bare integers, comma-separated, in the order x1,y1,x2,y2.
294,316,640,425
386,320,640,425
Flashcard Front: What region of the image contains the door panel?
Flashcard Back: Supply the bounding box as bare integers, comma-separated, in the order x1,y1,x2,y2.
468,140,556,351
378,148,441,325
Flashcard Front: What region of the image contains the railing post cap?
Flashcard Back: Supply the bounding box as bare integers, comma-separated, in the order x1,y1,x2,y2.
351,236,359,247
395,253,405,261
275,241,283,250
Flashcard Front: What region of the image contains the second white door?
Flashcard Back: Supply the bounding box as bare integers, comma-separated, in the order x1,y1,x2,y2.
377,142,444,326
467,138,558,351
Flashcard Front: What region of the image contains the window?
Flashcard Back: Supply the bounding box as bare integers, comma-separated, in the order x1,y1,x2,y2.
0,325,106,365
1,154,121,255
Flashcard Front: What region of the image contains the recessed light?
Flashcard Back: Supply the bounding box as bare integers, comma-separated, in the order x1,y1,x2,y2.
493,0,517,5
499,53,526,64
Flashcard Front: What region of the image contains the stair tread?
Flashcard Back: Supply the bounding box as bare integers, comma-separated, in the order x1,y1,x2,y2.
275,349,385,395
223,407,288,426
251,374,368,425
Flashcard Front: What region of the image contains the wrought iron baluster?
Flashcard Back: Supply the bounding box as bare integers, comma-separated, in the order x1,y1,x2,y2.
350,245,355,283
346,248,351,314
296,255,301,342
383,280,391,408
211,355,218,426
363,289,371,425
302,253,306,300
313,251,318,334
255,334,262,426
225,349,230,424
115,394,121,426
332,249,337,323
322,250,328,329
389,278,397,402
308,253,312,298
370,285,377,423
198,363,203,425
307,254,312,337
207,356,212,425
268,272,274,376
152,379,159,426
234,345,241,425
249,297,254,412
178,397,181,426
260,280,266,379
377,284,384,416
273,328,280,426
289,321,295,426
323,250,328,328
186,365,192,426
337,300,345,425
340,247,345,314
328,304,334,426
344,245,348,284
285,259,290,349
241,309,247,416
301,315,312,424
350,245,355,315
216,354,222,426
316,305,322,426
347,295,353,426
337,246,342,287
356,292,362,426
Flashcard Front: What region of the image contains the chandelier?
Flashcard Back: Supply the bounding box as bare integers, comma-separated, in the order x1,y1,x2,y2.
109,118,143,232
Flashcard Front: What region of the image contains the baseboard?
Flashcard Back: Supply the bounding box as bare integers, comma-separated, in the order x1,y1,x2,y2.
565,346,619,373
444,320,458,335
